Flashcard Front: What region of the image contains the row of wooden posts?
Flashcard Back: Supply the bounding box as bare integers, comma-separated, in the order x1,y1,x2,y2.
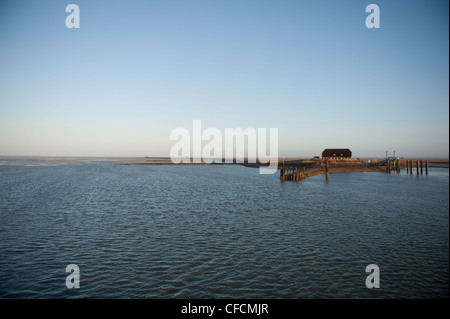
386,159,402,174
386,159,428,175
404,159,428,175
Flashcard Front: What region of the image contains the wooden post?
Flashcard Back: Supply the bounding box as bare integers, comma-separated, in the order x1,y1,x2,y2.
406,160,409,173
426,160,429,175
420,160,423,175
326,159,329,180
416,160,419,176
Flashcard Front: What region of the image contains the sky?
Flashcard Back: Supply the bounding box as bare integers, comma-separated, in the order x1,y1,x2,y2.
0,0,448,158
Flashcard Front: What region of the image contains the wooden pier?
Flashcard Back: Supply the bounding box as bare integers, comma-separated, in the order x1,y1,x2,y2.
279,158,431,181
280,166,307,181
279,158,374,181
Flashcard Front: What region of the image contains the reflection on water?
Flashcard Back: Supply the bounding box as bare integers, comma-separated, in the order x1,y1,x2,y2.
0,161,448,298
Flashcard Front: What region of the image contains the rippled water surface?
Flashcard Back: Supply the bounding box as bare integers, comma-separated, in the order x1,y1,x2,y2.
0,162,448,298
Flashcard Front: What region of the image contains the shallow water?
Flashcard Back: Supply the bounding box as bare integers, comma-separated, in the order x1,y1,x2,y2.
0,161,448,298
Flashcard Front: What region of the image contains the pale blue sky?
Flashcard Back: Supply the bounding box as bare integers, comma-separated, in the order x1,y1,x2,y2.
0,0,448,158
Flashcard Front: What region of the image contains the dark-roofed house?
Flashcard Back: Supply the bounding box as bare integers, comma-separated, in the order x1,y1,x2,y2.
322,148,352,159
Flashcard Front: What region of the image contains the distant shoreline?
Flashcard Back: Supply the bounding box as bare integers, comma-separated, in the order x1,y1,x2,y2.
0,156,448,168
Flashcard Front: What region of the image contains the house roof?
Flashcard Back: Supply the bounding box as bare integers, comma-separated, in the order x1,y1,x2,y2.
322,148,352,157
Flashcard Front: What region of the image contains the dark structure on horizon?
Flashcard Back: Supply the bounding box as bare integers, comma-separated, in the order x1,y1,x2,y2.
322,148,352,159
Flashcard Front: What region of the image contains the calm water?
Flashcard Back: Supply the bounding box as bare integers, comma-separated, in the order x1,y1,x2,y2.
0,160,448,298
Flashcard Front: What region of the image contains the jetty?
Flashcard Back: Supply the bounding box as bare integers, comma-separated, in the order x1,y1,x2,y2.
278,158,434,181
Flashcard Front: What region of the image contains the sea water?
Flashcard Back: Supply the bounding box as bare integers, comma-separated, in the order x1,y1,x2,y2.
0,159,448,298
